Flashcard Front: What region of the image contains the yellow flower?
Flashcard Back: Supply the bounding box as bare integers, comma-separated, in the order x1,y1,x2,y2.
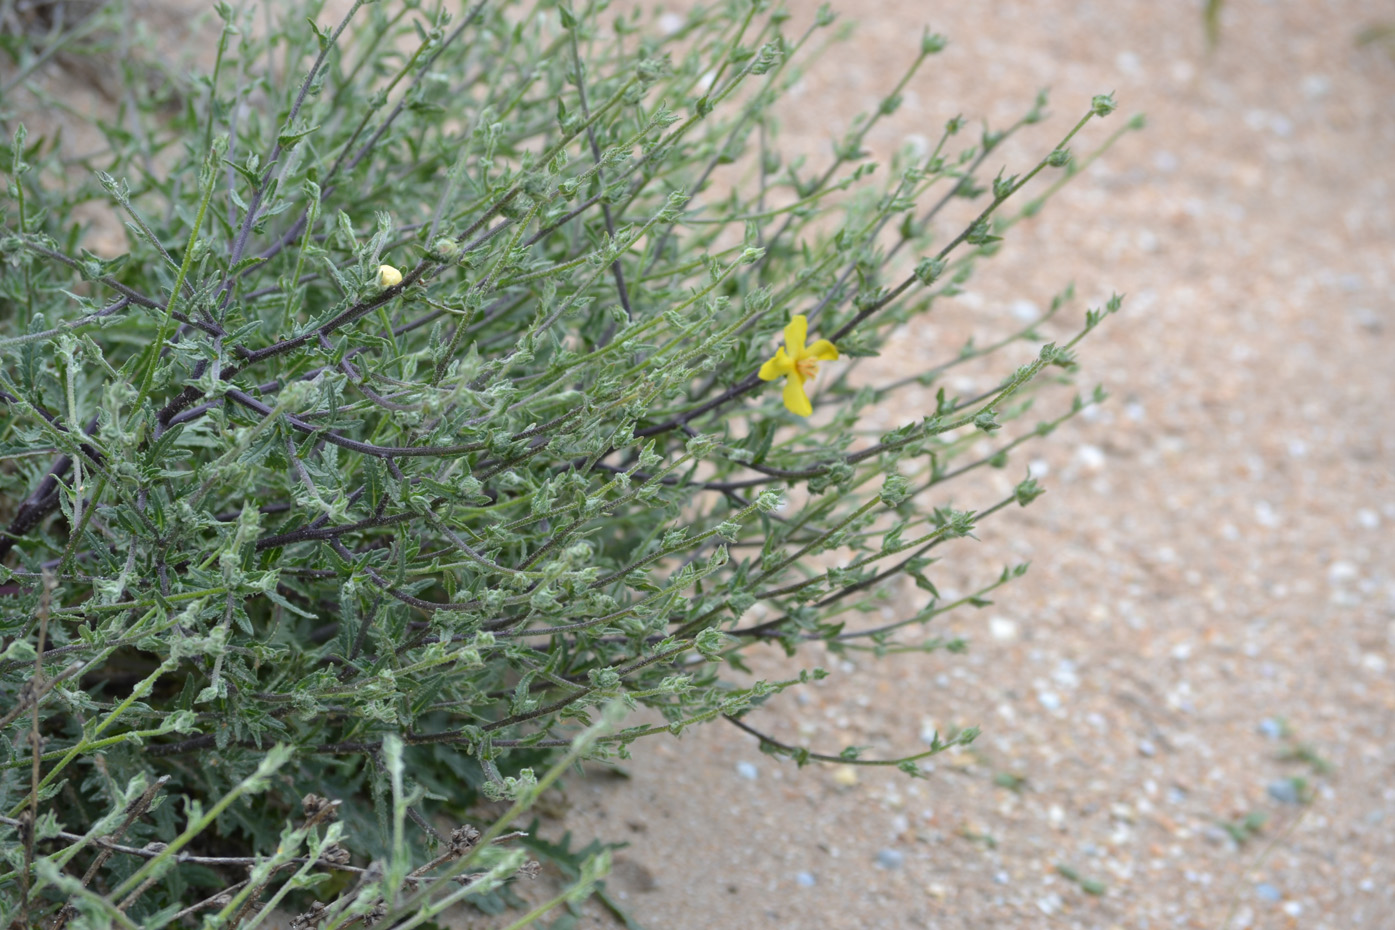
377,264,403,288
758,314,839,417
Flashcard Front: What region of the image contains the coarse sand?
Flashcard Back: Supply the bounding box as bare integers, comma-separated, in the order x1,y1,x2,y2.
511,2,1395,928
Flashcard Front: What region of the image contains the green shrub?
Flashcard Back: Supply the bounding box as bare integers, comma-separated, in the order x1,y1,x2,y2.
0,0,1135,925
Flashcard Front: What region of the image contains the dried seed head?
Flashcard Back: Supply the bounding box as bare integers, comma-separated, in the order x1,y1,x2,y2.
319,843,352,866
449,824,481,854
14,811,32,843
301,793,336,819
520,860,543,879
290,901,328,930
142,841,168,854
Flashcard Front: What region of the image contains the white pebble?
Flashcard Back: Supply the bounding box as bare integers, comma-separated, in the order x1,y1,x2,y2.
1328,561,1359,585
989,617,1020,642
1301,74,1331,99
1010,299,1040,321
736,761,759,781
1075,445,1106,471
1052,660,1079,689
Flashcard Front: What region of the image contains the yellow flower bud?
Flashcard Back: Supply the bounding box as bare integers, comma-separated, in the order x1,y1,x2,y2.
377,264,403,288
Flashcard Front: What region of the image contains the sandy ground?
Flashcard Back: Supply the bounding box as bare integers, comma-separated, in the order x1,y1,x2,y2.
7,1,1394,928
530,2,1395,929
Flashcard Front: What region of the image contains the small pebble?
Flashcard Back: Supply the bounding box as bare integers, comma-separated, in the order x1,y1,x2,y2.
989,617,1019,642
1255,883,1282,902
736,761,758,781
876,848,905,870
1328,561,1359,585
1010,299,1040,321
1138,739,1156,757
1076,444,1106,471
1301,74,1331,99
795,871,816,887
1038,690,1061,711
903,133,930,160
1267,779,1303,805
1257,718,1285,740
832,765,859,787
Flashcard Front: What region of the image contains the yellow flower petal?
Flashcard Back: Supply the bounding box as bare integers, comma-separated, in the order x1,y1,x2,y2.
759,348,795,381
783,315,808,358
782,373,812,417
806,338,839,361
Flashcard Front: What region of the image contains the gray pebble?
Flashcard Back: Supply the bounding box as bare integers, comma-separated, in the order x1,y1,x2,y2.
795,871,816,887
1138,739,1156,757
1256,882,1282,902
1258,718,1284,739
736,761,758,781
1267,779,1303,805
875,848,905,870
